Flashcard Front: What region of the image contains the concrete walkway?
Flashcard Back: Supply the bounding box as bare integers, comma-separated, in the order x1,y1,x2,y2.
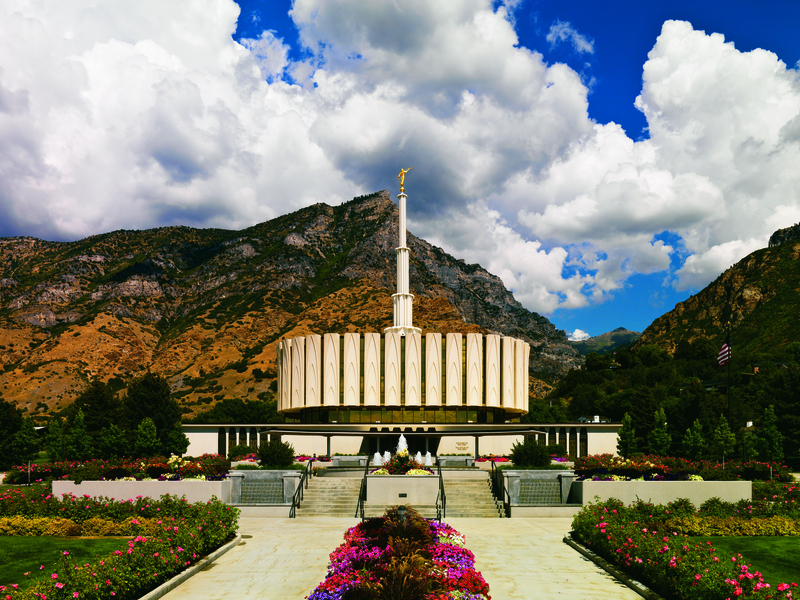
160,517,641,600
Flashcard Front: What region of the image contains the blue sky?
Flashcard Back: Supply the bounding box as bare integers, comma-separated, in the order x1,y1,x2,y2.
1,1,799,340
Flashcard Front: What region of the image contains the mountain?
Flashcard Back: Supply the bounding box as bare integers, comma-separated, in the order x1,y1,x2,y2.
636,224,800,355
0,191,580,418
569,327,642,356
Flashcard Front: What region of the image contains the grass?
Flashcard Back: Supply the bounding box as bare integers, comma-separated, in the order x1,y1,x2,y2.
0,537,129,590
693,536,800,587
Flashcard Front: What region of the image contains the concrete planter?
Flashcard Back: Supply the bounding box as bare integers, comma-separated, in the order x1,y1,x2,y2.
366,475,440,505
52,479,232,504
438,457,475,467
571,480,752,506
331,456,368,467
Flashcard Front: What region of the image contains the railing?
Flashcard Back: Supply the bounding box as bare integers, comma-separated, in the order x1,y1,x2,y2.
435,460,446,523
289,459,313,518
354,459,371,521
490,460,509,518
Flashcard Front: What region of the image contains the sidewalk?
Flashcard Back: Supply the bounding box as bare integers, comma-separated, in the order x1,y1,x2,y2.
159,517,641,600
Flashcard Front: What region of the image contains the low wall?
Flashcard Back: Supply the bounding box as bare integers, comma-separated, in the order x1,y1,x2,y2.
438,457,475,467
366,475,440,505
53,479,232,504
332,456,368,467
571,480,752,506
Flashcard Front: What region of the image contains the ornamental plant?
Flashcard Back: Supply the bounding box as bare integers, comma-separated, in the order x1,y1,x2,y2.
571,498,798,599
0,489,239,600
307,506,490,600
375,450,433,475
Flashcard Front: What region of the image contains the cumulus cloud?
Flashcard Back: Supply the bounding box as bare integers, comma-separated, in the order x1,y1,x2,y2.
0,3,798,319
568,329,591,341
546,20,594,54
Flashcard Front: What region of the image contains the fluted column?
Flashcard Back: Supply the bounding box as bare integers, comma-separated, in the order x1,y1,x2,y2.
385,192,421,337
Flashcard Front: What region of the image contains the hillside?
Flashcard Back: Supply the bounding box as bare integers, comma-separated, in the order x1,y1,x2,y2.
636,231,800,355
0,191,579,418
569,327,641,356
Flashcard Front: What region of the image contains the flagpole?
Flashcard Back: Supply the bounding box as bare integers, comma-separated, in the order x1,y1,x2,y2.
726,322,731,423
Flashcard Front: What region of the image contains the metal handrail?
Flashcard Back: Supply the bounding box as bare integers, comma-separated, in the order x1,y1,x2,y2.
490,461,509,517
354,459,370,520
289,459,313,519
435,460,446,522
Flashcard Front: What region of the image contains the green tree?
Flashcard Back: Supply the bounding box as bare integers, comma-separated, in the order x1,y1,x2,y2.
73,380,122,437
134,418,161,458
162,422,189,456
124,373,181,453
683,419,706,460
710,414,736,461
14,417,41,463
66,409,94,460
44,418,68,462
649,408,672,456
0,399,24,470
756,404,784,462
617,412,637,457
96,424,129,459
741,430,757,461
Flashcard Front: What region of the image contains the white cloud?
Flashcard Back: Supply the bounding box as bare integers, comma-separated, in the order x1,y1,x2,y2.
568,329,591,341
0,4,799,319
546,20,594,55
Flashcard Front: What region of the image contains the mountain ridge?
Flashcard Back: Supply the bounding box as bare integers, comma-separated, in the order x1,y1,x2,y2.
0,191,580,417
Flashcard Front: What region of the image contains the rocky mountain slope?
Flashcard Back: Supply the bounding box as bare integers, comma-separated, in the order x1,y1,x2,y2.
636,227,800,355
0,191,579,417
569,327,641,356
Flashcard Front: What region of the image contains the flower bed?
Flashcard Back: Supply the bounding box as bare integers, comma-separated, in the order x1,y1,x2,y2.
574,454,792,482
475,456,509,463
0,485,239,599
307,506,490,599
571,494,799,599
371,450,433,476
2,454,231,485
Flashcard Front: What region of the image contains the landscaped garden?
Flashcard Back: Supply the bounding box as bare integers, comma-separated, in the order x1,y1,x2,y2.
0,484,239,599
308,506,490,600
571,480,800,598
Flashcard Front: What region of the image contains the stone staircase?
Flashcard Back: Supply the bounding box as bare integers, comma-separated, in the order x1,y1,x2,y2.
442,476,503,518
293,477,363,517
294,472,503,518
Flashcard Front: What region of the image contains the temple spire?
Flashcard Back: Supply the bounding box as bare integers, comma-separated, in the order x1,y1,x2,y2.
385,169,421,336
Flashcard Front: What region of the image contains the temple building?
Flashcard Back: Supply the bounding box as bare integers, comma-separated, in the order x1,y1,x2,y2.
183,175,621,458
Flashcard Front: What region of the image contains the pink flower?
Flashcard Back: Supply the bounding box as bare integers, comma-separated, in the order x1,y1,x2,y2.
51,574,58,580
55,584,64,589
73,593,79,598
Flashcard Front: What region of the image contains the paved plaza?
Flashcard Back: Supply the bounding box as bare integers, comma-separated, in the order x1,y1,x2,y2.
160,517,641,600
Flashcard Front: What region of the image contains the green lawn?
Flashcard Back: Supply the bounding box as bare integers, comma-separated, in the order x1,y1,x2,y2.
693,536,800,587
0,537,129,590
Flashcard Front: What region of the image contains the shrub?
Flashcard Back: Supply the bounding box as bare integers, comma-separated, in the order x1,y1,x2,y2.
228,443,255,460
257,439,295,468
546,443,567,458
510,437,556,467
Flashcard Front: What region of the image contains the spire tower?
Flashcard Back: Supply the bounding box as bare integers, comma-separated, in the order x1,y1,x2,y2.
385,170,421,336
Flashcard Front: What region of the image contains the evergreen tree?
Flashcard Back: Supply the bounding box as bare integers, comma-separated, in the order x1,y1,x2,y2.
741,430,757,461
616,412,637,457
756,404,784,461
66,409,94,460
96,424,129,459
0,399,24,470
649,408,672,456
134,418,161,458
44,418,68,462
162,422,189,457
14,417,41,463
73,380,121,437
124,373,181,451
710,414,736,461
683,419,706,460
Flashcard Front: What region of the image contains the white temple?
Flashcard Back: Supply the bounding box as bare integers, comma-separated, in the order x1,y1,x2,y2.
274,173,533,456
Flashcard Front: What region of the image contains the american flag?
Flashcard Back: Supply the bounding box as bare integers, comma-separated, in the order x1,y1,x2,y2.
717,334,731,366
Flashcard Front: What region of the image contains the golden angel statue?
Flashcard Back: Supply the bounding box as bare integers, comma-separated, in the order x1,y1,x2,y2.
398,167,413,193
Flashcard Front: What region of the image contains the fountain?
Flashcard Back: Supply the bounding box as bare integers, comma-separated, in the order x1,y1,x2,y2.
415,451,423,464
372,452,383,466
424,451,433,466
397,434,408,453
383,450,391,464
